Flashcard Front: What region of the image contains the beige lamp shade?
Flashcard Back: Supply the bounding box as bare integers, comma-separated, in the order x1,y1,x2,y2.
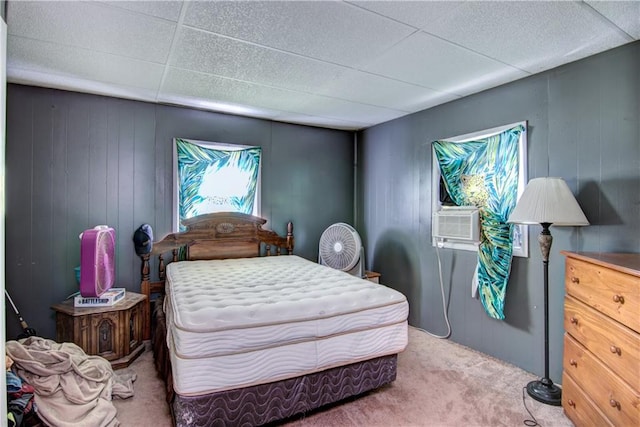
508,177,589,226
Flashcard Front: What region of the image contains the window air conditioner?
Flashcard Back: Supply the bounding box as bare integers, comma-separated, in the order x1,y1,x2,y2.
433,206,480,242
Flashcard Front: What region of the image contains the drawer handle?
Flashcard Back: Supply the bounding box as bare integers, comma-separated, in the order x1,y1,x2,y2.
570,359,578,367
609,399,620,410
612,294,625,304
570,317,579,325
567,399,576,408
610,345,621,356
570,276,580,284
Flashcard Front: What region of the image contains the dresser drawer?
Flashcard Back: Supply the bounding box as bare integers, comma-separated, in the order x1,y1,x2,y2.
565,257,640,333
562,371,613,427
564,334,640,426
564,296,640,391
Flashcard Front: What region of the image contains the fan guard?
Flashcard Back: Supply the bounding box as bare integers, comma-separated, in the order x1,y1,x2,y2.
79,225,116,297
319,223,362,271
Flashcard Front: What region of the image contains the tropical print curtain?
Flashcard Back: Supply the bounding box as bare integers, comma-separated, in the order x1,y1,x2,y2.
433,124,524,319
175,138,261,230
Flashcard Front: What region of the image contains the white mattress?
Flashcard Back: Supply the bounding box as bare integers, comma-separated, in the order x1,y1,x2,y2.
169,322,407,396
164,255,409,395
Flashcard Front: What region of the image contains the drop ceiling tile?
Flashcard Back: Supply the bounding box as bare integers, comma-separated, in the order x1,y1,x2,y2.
161,68,387,129
5,0,637,131
182,1,414,67
351,1,467,31
363,32,527,95
444,65,530,99
99,1,184,22
7,67,160,104
315,69,459,112
8,36,164,92
272,112,370,131
160,91,284,122
171,28,348,93
586,1,640,39
380,1,631,74
293,93,408,126
161,67,316,115
7,1,176,63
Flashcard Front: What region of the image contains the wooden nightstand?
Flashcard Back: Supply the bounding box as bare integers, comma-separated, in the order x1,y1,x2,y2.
364,271,381,284
51,291,147,369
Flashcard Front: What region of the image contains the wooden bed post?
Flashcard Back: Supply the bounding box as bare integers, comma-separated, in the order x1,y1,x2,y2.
287,222,294,254
140,253,151,340
141,253,150,282
158,254,165,281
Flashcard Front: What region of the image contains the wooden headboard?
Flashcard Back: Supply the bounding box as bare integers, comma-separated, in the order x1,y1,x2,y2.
138,212,294,339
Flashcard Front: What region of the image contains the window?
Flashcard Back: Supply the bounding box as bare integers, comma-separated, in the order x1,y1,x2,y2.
173,138,261,231
431,121,528,257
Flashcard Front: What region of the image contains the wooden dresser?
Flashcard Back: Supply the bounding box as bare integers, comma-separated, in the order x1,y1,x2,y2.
561,252,640,426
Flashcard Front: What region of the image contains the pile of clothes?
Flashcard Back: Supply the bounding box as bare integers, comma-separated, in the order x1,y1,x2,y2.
6,337,136,427
6,355,38,426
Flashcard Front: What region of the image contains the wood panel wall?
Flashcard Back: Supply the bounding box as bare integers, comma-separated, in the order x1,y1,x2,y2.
357,41,640,383
5,86,354,339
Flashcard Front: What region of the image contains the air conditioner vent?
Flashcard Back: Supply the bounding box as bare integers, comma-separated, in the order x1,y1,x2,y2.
433,207,480,242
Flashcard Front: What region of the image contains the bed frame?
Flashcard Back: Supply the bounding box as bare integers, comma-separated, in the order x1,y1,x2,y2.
139,212,295,340
139,212,398,426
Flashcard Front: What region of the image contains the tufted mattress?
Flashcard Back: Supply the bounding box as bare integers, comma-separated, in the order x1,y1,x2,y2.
164,255,409,396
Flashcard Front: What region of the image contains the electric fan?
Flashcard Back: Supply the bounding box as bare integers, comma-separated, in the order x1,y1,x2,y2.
79,225,116,297
318,223,365,278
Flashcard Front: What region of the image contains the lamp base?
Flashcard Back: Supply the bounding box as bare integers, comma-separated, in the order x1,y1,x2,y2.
526,378,562,406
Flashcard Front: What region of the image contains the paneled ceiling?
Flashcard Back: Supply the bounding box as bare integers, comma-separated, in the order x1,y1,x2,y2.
6,1,640,130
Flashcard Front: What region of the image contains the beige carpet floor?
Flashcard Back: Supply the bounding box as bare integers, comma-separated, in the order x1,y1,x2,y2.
113,327,573,426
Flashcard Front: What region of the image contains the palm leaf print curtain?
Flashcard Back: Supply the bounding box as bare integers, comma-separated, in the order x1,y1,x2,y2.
433,124,524,319
176,138,261,229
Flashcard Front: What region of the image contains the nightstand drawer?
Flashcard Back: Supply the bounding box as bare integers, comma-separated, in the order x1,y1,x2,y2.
564,296,640,391
564,334,640,426
565,257,640,333
562,372,613,427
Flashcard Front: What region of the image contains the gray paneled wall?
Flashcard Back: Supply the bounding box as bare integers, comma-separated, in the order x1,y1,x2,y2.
357,41,640,383
5,85,354,340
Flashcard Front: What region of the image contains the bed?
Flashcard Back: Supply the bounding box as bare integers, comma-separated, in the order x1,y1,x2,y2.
139,212,409,426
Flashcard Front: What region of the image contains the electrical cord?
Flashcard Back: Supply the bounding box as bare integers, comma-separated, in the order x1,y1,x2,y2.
522,386,541,426
416,246,542,425
415,241,451,339
416,242,542,425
